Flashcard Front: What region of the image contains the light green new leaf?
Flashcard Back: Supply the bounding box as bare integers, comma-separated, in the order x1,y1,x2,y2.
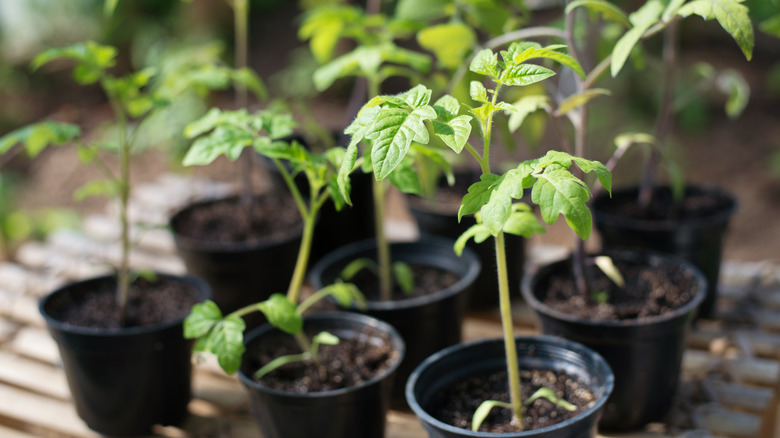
502,204,546,238
716,69,750,118
183,108,223,139
433,115,472,153
480,169,532,235
184,300,223,339
337,142,358,204
458,173,503,221
500,63,556,87
31,41,117,85
320,282,366,309
454,223,493,255
393,261,415,294
313,331,340,346
677,0,753,61
507,95,550,133
381,43,433,75
572,157,612,195
469,49,500,80
182,126,253,166
512,45,585,79
532,168,592,240
367,106,436,180
472,400,512,432
399,84,433,108
258,294,303,335
611,1,664,77
299,7,349,63
433,95,461,119
417,22,476,69
313,49,366,91
470,81,489,103
556,88,611,116
565,0,631,27
525,387,576,411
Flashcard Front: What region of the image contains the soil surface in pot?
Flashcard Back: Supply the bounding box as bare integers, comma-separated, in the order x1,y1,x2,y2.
173,192,301,245
540,259,698,321
597,189,732,222
47,276,202,329
349,263,459,301
434,368,598,433
244,327,400,393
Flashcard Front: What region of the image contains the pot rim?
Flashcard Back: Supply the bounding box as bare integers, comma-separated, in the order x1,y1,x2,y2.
238,311,405,399
309,236,481,311
520,251,707,328
591,185,737,231
406,335,614,437
38,272,211,336
168,194,306,253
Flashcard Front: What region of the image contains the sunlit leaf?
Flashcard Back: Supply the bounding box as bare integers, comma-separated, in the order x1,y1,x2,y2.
507,95,550,133
555,88,611,116
677,0,753,60
258,294,303,335
417,22,476,69
611,1,664,77
565,0,631,27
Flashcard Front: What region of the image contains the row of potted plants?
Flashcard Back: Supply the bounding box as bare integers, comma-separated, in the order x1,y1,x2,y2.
0,0,757,436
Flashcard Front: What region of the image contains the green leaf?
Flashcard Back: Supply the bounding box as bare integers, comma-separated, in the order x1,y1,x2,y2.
662,0,687,21
393,261,415,294
368,106,436,180
500,63,556,87
388,159,422,194
759,14,780,38
677,0,754,61
479,168,531,235
337,142,358,204
31,41,117,85
525,387,576,411
555,88,611,116
458,173,502,221
594,255,625,287
299,6,356,63
716,69,750,118
432,95,461,119
454,223,493,255
184,300,223,339
507,95,550,133
565,0,631,27
532,167,592,240
502,204,546,238
470,81,489,103
472,400,512,432
104,0,119,17
258,294,304,335
320,282,367,309
510,43,585,79
184,107,223,139
417,22,476,69
0,121,81,157
572,156,612,194
182,126,253,166
231,67,268,102
211,316,246,375
396,0,449,21
611,1,664,77
433,115,472,153
469,49,500,80
313,331,340,346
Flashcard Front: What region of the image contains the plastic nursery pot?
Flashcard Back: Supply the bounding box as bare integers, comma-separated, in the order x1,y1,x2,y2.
309,236,481,409
238,312,405,438
406,335,614,438
521,252,706,431
39,273,211,436
169,194,303,327
591,185,736,318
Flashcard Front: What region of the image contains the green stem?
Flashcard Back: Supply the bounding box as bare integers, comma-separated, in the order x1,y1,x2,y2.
113,99,131,327
495,232,523,427
373,177,392,301
233,0,254,210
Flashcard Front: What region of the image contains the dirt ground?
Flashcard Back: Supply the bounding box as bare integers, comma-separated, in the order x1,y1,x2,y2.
5,4,780,265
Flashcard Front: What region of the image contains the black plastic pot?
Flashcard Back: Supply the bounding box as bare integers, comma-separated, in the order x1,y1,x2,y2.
309,236,480,408
407,170,526,309
39,273,211,436
169,195,302,327
591,185,736,318
406,336,614,437
238,312,404,438
521,252,706,431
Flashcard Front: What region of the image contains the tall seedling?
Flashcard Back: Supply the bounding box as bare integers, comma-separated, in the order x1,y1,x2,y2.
0,41,262,325
344,41,611,431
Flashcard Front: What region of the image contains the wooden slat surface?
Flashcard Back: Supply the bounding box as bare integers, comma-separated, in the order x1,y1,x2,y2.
0,173,777,438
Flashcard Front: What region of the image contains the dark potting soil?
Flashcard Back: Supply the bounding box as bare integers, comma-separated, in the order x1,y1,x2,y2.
349,263,460,301
539,259,698,321
434,368,597,433
47,276,202,329
409,181,471,215
598,188,732,222
244,326,400,393
172,192,302,246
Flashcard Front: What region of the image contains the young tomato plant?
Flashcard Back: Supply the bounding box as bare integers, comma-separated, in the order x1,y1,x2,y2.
301,0,440,301
0,41,258,325
344,41,611,431
181,107,365,375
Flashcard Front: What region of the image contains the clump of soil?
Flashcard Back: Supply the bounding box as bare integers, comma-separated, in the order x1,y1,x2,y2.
537,257,699,321
243,325,400,393
45,276,203,329
171,191,302,246
434,368,598,433
348,263,460,301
